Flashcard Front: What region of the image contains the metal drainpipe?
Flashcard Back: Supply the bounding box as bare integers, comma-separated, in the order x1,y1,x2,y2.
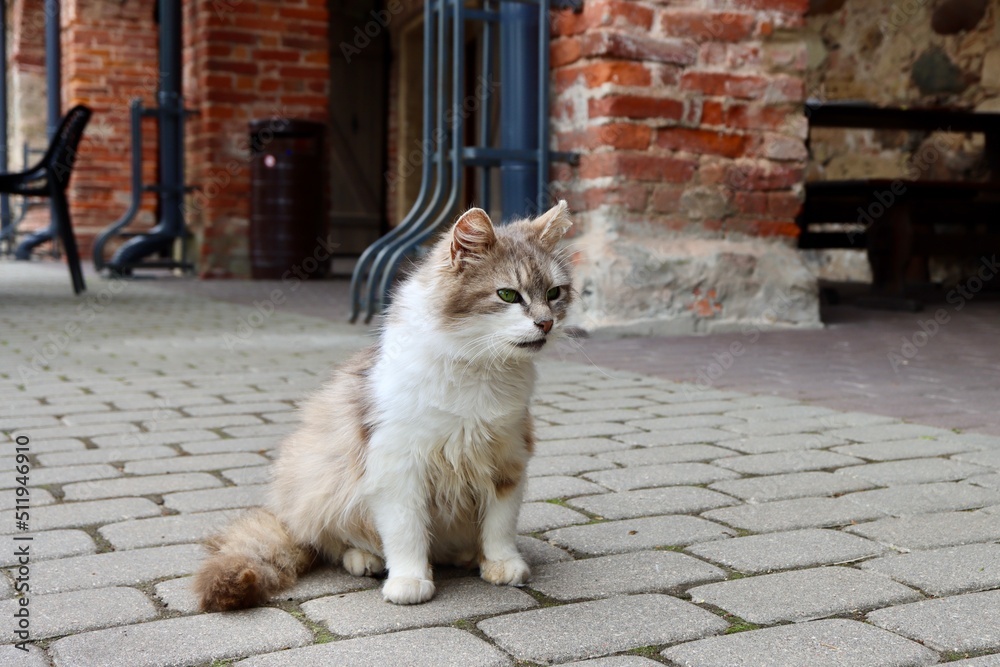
45,0,60,139
0,0,10,238
499,1,540,222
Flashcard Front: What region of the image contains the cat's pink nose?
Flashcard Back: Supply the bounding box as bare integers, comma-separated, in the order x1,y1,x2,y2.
535,318,553,334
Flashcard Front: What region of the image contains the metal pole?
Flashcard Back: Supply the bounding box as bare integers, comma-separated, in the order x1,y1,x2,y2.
44,0,60,139
499,1,539,221
0,0,11,237
158,0,182,236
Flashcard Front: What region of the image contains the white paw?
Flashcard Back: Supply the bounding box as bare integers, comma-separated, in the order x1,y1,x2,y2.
382,576,436,605
480,557,530,586
342,548,385,577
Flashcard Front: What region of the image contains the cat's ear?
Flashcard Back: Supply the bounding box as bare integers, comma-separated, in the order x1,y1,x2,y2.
532,200,573,251
450,207,496,266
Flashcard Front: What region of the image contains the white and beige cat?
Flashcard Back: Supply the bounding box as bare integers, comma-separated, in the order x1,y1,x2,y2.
195,201,574,609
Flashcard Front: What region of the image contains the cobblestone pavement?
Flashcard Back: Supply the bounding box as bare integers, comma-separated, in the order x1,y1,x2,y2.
2,261,999,666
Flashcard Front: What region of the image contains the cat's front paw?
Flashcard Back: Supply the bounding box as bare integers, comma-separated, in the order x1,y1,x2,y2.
382,576,435,605
481,557,530,586
342,548,385,577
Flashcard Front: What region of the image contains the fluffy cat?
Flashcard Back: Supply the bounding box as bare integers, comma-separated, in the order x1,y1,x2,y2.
195,201,574,609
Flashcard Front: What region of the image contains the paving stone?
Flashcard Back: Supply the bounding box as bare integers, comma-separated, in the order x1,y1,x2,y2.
25,423,141,440
155,568,380,614
968,473,1000,488
713,450,864,475
0,530,96,568
48,607,312,667
62,408,183,426
543,409,652,425
2,437,86,454
527,455,615,477
837,459,990,486
945,657,1000,667
625,414,744,431
613,428,741,447
302,576,536,637
689,566,922,625
36,445,178,467
723,405,838,421
0,463,121,489
516,535,573,565
867,590,1000,654
91,429,220,448
566,386,657,400
535,422,639,441
829,423,954,443
223,423,296,438
100,510,242,550
0,487,55,510
846,511,1000,550
568,487,738,520
844,482,1000,516
832,438,979,461
142,414,263,432
23,544,205,595
0,498,161,534
221,465,271,485
640,400,744,417
721,433,848,454
478,594,728,664
564,659,662,667
533,437,633,456
585,462,740,492
702,496,886,533
709,472,875,503
517,502,590,533
687,528,886,574
123,452,269,475
525,475,607,502
550,397,657,412
0,587,158,642
62,472,224,501
163,484,267,513
955,449,1000,469
181,436,276,454
0,643,51,666
183,401,291,416
530,550,725,600
661,619,939,667
544,515,735,555
859,542,1000,595
597,444,739,466
642,389,739,404
236,627,511,667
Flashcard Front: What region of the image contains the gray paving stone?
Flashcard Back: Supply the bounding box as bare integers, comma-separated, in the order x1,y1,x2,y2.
91,429,220,447
517,535,574,565
844,482,1000,516
0,497,161,533
525,475,607,502
223,423,296,438
837,458,990,486
859,542,1000,595
181,435,276,454
533,437,633,456
702,497,886,533
0,643,50,666
25,423,141,440
640,399,744,417
955,449,1000,469
123,452,269,475
661,619,939,667
2,437,86,454
100,510,242,550
550,397,657,412
625,414,743,431
687,528,887,574
0,587,157,642
36,445,178,467
720,418,841,437
543,409,651,425
567,387,657,401
517,502,590,533
478,594,728,664
584,462,740,491
613,428,741,447
221,465,271,485
721,433,848,454
867,590,1000,654
969,473,1000,488
713,450,864,475
709,472,875,503
183,401,291,416
597,444,739,466
530,550,724,600
142,414,263,432
545,515,735,555
846,511,1000,550
0,530,96,567
0,463,121,489
48,607,312,667
0,487,54,509
723,405,838,421
829,423,954,443
527,455,615,477
535,422,639,441
163,484,267,512
62,408,183,426
236,627,511,667
23,544,204,595
833,438,978,461
564,659,662,667
945,657,1000,667
62,472,224,501
568,486,738,520
302,576,536,637
689,566,922,625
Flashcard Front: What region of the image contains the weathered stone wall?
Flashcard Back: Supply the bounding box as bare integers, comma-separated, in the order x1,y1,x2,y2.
551,0,821,335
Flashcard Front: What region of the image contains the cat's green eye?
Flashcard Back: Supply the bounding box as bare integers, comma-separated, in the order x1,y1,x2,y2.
546,286,561,301
497,288,521,304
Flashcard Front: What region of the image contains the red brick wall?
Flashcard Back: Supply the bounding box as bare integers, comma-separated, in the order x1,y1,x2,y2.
550,0,809,239
185,0,329,278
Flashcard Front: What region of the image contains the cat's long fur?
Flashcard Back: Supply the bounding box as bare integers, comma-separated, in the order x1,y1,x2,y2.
195,201,574,609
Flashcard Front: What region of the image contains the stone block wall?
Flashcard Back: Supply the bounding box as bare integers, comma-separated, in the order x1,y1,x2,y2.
550,0,820,334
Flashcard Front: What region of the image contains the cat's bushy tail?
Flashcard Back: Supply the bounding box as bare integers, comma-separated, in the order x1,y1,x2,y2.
194,508,314,612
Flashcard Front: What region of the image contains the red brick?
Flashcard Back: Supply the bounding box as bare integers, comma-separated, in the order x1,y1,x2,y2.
577,185,651,211
552,0,654,37
589,95,684,121
579,153,697,183
651,185,685,213
253,48,300,62
579,30,697,66
725,161,804,191
555,61,651,90
661,10,757,42
556,124,653,151
680,71,804,102
768,192,803,218
701,101,798,131
551,38,582,67
728,219,801,237
657,128,749,158
732,191,769,216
